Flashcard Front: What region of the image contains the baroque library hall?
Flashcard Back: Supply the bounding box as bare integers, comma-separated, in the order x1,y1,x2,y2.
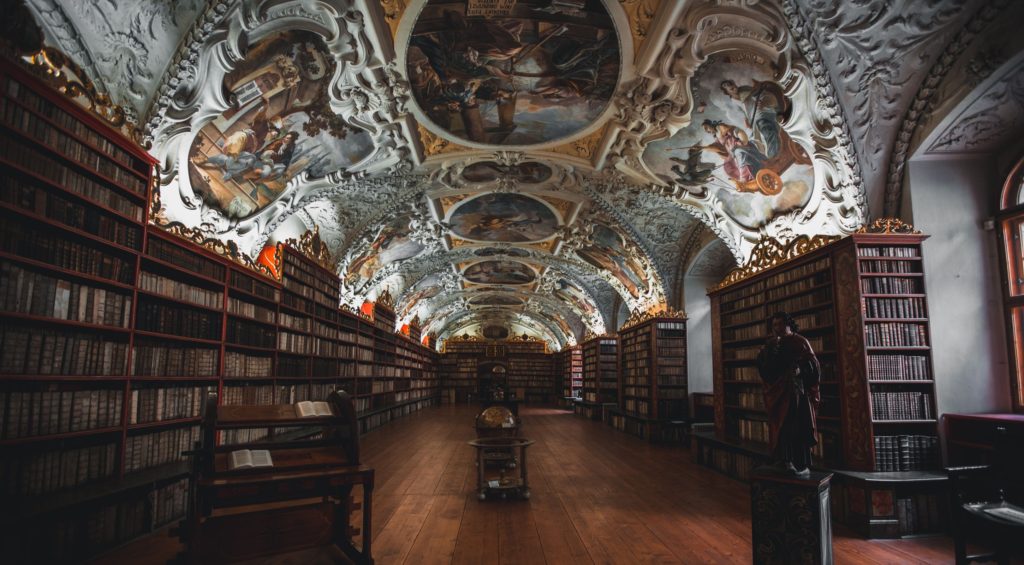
2,0,1024,563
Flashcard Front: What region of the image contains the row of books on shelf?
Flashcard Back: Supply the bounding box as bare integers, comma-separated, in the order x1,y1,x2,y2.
734,417,769,443
227,319,274,349
728,391,764,410
2,327,128,375
229,267,277,295
867,354,930,381
136,301,220,340
134,343,217,376
655,322,686,332
864,322,927,347
857,246,918,258
623,398,649,417
139,271,220,310
873,434,939,471
3,77,145,174
129,386,206,424
863,297,926,319
146,237,225,282
221,427,271,446
859,260,919,273
0,100,147,195
2,175,142,248
1,388,123,439
124,426,198,473
764,257,831,289
0,148,142,223
861,277,921,294
772,287,832,314
1,217,136,284
227,298,275,323
765,271,830,301
3,441,117,496
726,366,760,382
2,262,133,327
896,494,945,535
721,307,763,327
870,391,934,420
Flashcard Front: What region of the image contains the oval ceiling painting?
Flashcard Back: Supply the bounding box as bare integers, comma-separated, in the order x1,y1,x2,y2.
449,193,559,243
188,30,374,219
483,325,510,339
463,260,536,285
406,0,620,146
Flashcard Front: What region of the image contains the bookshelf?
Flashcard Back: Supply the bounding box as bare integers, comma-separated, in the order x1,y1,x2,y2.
0,56,438,561
438,336,558,405
704,227,944,537
559,346,583,408
610,313,688,442
575,336,618,420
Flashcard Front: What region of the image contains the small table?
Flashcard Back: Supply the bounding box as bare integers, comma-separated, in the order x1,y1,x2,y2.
468,437,535,500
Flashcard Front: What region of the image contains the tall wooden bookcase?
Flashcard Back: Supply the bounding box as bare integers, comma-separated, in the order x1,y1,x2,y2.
704,228,944,537
438,337,559,404
610,314,688,440
559,346,583,407
0,56,438,561
575,335,618,420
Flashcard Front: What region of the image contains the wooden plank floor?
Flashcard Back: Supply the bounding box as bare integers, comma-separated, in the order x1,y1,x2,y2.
96,404,958,564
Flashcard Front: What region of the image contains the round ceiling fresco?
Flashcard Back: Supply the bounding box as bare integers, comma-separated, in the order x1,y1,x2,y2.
448,193,559,242
463,260,536,285
406,0,620,146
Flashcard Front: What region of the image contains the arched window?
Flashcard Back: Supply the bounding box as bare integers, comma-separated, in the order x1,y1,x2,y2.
997,157,1024,411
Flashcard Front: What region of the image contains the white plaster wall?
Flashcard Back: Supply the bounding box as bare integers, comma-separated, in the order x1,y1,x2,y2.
685,276,720,395
906,156,1012,415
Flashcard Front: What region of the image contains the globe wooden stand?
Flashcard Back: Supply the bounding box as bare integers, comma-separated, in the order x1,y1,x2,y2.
469,437,535,500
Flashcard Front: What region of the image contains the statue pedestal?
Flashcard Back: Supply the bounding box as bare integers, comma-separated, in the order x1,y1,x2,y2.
751,466,834,565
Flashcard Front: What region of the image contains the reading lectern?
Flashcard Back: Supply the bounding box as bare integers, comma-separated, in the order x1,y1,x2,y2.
179,390,373,563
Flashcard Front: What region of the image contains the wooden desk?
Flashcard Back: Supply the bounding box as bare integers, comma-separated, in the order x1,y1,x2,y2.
181,391,373,564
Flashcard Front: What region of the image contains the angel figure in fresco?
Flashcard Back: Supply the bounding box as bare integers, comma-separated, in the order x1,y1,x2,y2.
698,119,769,186
717,79,812,193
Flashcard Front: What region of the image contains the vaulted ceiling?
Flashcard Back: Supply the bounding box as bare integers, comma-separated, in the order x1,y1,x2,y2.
25,0,1024,349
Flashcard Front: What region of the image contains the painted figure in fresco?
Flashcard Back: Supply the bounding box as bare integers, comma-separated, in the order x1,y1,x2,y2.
699,119,768,185
464,261,534,285
757,311,821,476
719,79,812,182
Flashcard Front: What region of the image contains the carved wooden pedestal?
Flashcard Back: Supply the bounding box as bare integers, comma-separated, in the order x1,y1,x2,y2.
751,467,834,565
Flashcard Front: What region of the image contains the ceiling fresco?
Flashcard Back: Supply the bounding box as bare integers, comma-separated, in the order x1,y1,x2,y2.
26,0,1013,349
406,0,620,147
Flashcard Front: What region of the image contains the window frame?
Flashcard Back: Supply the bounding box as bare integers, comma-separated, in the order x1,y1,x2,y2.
996,157,1024,412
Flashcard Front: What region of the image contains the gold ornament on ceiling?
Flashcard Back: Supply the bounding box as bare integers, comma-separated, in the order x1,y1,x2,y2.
283,226,334,272
418,124,470,157
378,0,408,39
548,125,608,161
619,0,662,52
855,218,921,235
709,234,842,292
620,305,687,331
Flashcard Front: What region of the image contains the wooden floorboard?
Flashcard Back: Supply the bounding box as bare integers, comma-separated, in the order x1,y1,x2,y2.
93,403,961,564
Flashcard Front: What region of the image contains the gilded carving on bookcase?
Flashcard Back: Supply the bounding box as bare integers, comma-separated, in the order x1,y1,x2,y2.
153,220,276,279
409,315,421,329
378,0,408,39
855,218,921,235
418,124,469,156
709,235,842,292
834,250,871,468
375,288,396,312
20,46,134,138
620,305,687,331
283,226,333,271
582,331,615,342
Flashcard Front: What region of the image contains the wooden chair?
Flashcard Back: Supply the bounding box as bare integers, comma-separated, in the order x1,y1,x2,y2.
946,426,1024,564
